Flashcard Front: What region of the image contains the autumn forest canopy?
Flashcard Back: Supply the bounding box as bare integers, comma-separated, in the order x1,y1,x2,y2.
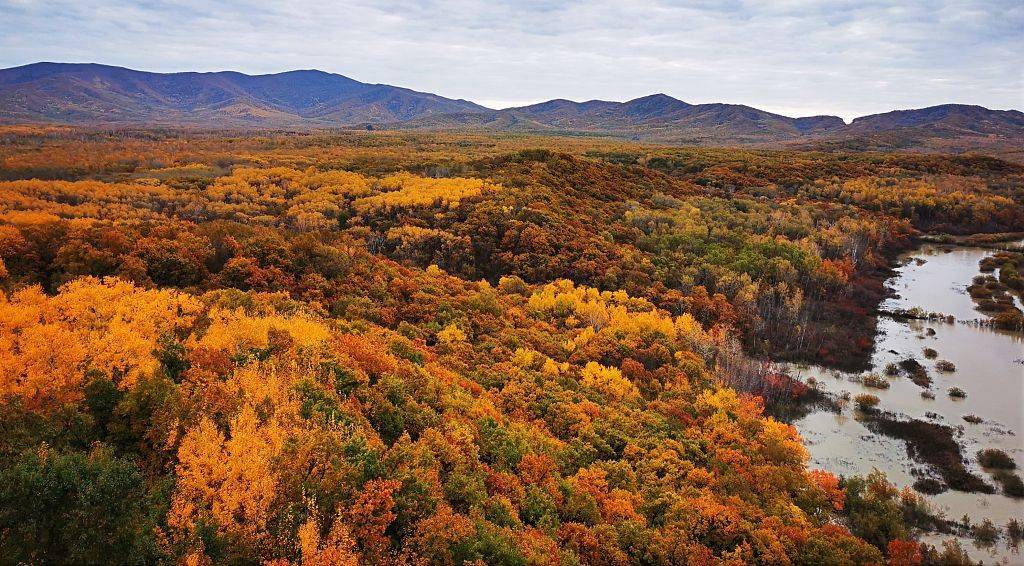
0,127,1022,564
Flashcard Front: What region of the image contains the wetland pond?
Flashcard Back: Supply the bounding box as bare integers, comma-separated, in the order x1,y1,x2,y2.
788,242,1024,563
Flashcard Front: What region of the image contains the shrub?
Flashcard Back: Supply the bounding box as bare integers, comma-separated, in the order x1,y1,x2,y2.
935,360,956,372
842,472,909,550
854,394,880,412
994,310,1024,331
1008,518,1023,542
947,387,967,398
962,414,982,424
977,448,1016,470
898,358,923,372
912,478,944,495
921,540,971,564
922,348,937,359
861,374,890,389
972,519,998,544
899,358,930,387
884,363,900,376
994,471,1024,497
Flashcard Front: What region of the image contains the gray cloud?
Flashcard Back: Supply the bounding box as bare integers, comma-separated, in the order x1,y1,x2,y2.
1,0,1020,119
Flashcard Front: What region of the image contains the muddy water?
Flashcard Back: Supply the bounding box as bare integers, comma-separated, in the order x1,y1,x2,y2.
790,243,1024,562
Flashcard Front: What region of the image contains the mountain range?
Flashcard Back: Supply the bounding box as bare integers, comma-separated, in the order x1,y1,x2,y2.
2,62,1022,155
0,62,487,127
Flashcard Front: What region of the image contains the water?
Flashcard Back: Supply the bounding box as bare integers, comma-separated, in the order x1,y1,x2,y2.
790,242,1024,563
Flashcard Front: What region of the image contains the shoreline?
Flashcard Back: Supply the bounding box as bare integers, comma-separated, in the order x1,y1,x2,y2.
788,237,1024,563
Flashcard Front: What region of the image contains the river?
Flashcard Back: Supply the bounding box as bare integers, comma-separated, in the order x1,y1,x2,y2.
789,242,1024,563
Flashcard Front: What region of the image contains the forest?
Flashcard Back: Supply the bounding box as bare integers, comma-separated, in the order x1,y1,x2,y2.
1,126,1022,565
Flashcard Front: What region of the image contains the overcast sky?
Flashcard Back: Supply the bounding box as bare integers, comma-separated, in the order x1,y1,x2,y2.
1,0,1020,120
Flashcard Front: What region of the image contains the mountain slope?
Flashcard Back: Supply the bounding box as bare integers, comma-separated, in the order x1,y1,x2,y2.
784,104,1024,161
0,62,488,126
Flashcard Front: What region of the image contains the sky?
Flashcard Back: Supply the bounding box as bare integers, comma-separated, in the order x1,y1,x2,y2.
0,0,1021,120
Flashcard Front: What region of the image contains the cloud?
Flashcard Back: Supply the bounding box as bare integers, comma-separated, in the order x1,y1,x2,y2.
0,0,1020,119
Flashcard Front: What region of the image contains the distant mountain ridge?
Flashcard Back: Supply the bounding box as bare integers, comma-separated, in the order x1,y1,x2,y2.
404,94,851,143
0,62,488,127
848,104,1024,136
1,62,1021,155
